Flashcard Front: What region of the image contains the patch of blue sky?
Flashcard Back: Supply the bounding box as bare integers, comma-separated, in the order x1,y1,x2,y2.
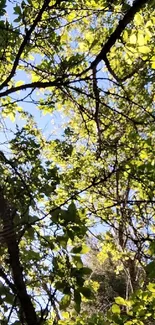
0,1,69,157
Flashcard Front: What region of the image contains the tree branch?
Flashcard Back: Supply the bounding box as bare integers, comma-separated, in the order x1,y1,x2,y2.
0,189,39,325
0,0,63,91
0,267,17,295
91,0,150,68
0,78,63,98
104,54,146,82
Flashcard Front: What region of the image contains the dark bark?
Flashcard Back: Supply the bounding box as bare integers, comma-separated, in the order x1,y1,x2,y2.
91,0,150,68
0,190,39,325
7,241,39,325
0,0,63,91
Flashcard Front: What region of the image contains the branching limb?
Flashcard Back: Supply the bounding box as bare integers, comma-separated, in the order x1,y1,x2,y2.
91,0,150,68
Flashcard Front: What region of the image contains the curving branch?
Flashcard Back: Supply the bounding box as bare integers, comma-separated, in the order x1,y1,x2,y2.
0,0,63,91
0,0,150,99
91,0,150,69
0,189,39,325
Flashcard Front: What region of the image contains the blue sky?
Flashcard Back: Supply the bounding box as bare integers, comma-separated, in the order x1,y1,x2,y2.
4,0,110,144
0,1,68,156
4,2,64,135
3,1,111,236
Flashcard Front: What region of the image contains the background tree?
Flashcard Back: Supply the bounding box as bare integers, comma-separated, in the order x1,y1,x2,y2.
82,240,127,314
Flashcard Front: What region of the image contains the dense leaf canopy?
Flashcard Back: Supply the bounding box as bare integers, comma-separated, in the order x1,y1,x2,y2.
0,0,155,324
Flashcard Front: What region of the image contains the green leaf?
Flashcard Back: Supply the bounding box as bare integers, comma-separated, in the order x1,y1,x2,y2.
146,261,155,278
60,294,71,310
71,245,82,254
147,282,155,293
152,62,155,69
151,56,155,69
14,5,21,15
55,281,65,290
56,235,68,248
129,34,137,44
71,244,89,254
74,289,81,313
115,297,127,306
79,287,93,299
8,112,15,122
72,255,83,268
67,201,77,221
28,215,39,224
134,12,143,26
5,292,14,304
79,267,92,275
139,46,150,54
112,304,121,314
51,209,60,223
80,245,90,254
15,80,24,87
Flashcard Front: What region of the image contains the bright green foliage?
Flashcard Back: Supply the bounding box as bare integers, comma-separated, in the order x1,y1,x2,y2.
0,0,155,324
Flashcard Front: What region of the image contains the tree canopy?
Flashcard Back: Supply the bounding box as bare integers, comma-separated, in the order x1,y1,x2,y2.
0,0,155,324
